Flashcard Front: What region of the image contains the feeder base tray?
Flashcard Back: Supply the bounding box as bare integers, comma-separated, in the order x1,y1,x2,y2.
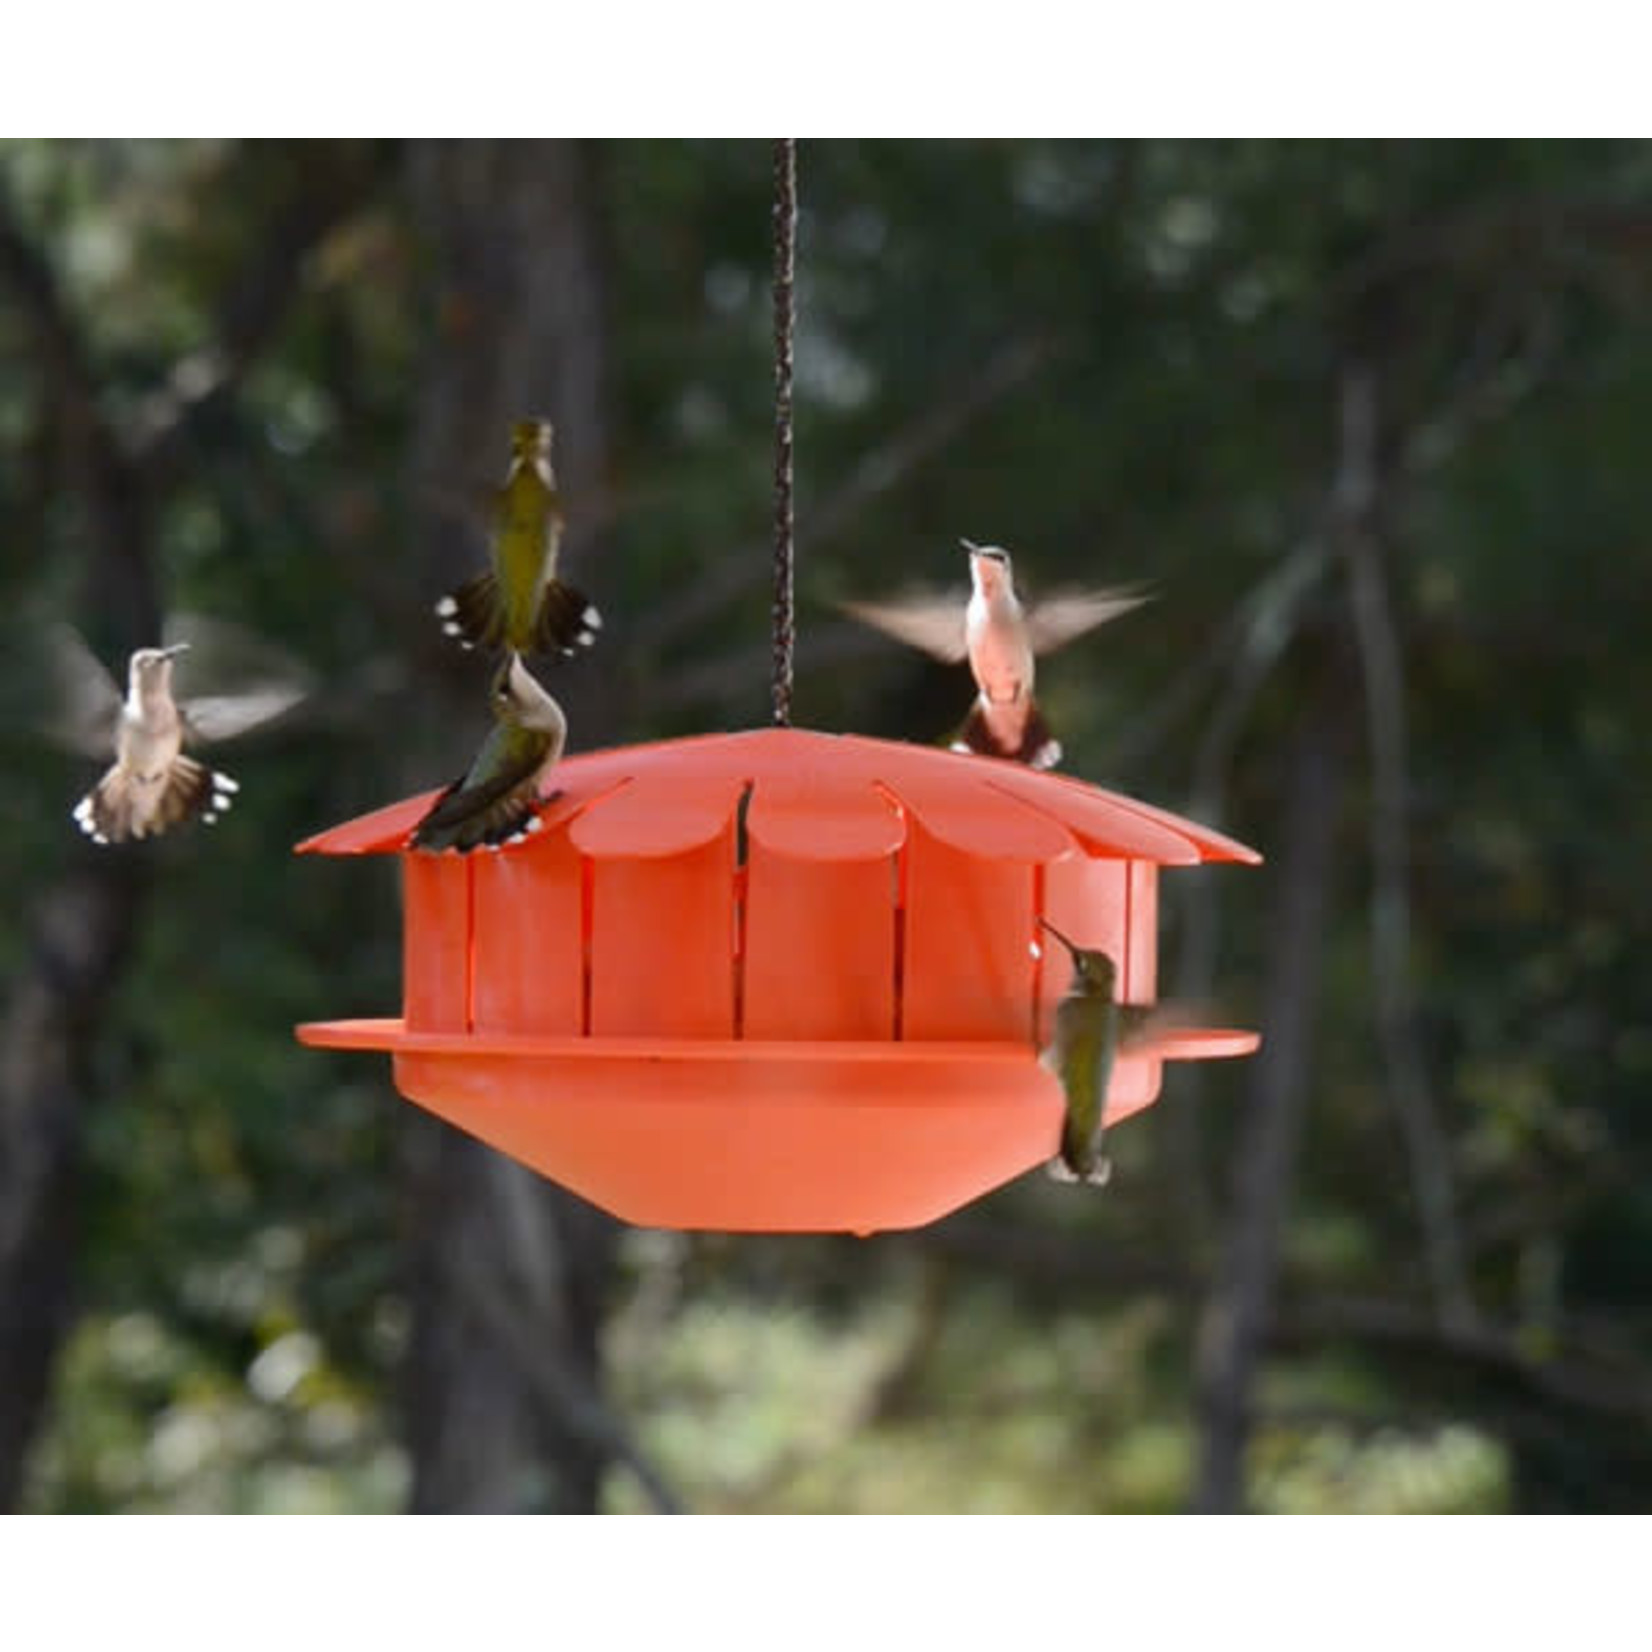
297,1019,1259,1233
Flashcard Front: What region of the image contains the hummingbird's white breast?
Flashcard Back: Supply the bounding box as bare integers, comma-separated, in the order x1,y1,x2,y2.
116,679,185,828
965,584,1035,707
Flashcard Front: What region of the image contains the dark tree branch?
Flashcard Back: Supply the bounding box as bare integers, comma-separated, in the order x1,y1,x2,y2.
463,1236,682,1514
0,175,157,1512
136,142,390,485
632,332,1058,656
719,1254,951,1512
0,863,144,1511
1333,194,1652,311
398,138,625,1516
0,182,159,639
917,1214,1652,1441
1278,1294,1652,1427
661,618,892,715
1191,693,1345,1512
0,194,103,420
0,145,381,1511
1339,365,1475,1334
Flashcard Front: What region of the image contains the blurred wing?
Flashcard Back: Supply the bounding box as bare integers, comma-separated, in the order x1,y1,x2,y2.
164,611,313,692
835,594,969,663
36,622,123,756
1025,585,1152,655
182,685,309,744
421,473,627,536
166,611,314,744
1119,999,1215,1051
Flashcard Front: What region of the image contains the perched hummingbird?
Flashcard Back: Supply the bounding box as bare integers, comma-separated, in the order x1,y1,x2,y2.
838,540,1147,768
434,419,602,660
1036,919,1158,1186
411,652,567,853
48,620,309,846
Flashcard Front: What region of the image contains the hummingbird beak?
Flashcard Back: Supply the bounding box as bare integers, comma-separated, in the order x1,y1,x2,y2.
1037,916,1079,955
959,538,980,555
160,642,191,660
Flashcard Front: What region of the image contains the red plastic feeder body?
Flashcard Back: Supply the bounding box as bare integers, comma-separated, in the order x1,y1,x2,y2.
295,728,1260,1233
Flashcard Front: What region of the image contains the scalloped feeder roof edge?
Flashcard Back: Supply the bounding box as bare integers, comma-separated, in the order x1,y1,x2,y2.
296,728,1263,866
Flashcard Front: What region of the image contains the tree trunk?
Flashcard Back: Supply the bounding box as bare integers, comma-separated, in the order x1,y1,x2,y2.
0,202,160,1505
1191,700,1346,1512
398,139,628,1514
0,862,146,1510
0,484,154,1508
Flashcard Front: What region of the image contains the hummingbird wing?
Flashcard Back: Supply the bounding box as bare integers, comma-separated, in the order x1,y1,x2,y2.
410,730,555,853
1024,586,1152,655
165,611,314,743
835,594,969,663
164,611,314,688
181,686,310,744
1118,1000,1214,1049
35,622,124,756
419,474,628,537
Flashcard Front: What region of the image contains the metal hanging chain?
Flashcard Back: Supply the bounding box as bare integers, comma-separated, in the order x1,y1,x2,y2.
771,137,797,728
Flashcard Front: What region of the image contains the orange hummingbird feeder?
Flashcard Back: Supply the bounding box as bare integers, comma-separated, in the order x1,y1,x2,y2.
294,144,1260,1234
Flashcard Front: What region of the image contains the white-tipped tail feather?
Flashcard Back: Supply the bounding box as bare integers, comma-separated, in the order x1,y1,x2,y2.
74,757,239,844
1046,1156,1112,1187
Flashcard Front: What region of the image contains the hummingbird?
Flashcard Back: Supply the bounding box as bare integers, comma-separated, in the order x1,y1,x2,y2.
1036,919,1158,1186
411,652,567,853
838,540,1148,768
47,619,310,846
434,419,603,661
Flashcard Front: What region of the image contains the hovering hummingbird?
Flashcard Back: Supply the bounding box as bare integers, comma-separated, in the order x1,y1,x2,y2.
45,619,310,846
434,418,602,660
411,652,567,853
838,540,1148,769
1036,919,1159,1187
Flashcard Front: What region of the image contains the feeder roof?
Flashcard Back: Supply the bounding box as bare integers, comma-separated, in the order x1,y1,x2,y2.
296,727,1261,866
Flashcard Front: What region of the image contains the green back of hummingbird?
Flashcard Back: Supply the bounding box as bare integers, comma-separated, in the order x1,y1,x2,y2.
1040,921,1136,1187
435,420,603,660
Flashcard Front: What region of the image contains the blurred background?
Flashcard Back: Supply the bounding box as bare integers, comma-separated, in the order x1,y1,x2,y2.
1,138,1648,1514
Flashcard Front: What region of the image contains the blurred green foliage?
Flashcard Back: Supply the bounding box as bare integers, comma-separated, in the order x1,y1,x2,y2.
2,139,1649,1512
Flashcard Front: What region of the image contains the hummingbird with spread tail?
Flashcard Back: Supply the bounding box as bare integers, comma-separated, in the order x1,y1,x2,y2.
44,618,310,846
839,540,1147,769
434,419,602,660
411,652,567,853
1036,919,1159,1186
